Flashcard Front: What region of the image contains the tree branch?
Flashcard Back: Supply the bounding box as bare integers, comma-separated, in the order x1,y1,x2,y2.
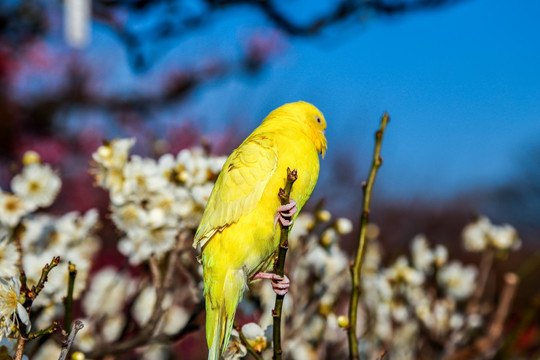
272,168,297,360
347,112,389,360
58,320,85,360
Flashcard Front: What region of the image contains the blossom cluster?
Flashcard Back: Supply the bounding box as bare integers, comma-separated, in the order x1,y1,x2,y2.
356,216,520,360
0,152,100,345
91,138,227,264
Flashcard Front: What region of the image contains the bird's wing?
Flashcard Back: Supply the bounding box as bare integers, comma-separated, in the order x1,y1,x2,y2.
193,134,277,249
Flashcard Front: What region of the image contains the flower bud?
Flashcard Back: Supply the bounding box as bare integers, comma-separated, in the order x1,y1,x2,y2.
22,151,41,165
337,315,349,328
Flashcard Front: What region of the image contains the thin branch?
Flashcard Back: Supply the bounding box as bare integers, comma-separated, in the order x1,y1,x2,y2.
15,336,26,360
347,112,389,360
29,256,61,302
467,249,495,315
447,273,519,360
92,0,467,71
27,321,60,340
63,263,77,333
272,168,298,360
58,320,85,360
235,322,264,360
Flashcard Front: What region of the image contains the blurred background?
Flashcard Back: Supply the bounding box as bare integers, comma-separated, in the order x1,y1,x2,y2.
1,0,539,357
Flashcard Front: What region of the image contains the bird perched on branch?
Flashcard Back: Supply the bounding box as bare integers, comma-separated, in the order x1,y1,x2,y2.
193,101,327,360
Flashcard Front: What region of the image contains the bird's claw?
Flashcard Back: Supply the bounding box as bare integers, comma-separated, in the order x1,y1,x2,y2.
253,272,290,296
274,199,297,227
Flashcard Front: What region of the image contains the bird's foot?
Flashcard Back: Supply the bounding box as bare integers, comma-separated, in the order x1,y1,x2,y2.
253,272,290,296
274,199,297,227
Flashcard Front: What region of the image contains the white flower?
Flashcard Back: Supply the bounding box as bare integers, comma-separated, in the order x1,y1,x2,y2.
488,224,520,251
20,215,53,250
391,302,409,323
31,339,60,360
11,163,61,209
122,156,167,200
321,228,337,247
0,237,19,278
433,245,448,267
132,286,159,327
176,148,211,186
462,216,491,252
374,302,392,341
121,226,177,263
335,217,353,235
438,262,477,300
161,305,189,335
111,202,146,231
92,138,135,169
157,153,176,181
0,277,31,339
0,192,31,227
82,267,136,317
222,329,247,360
411,234,434,273
101,313,125,341
386,256,425,286
241,322,267,352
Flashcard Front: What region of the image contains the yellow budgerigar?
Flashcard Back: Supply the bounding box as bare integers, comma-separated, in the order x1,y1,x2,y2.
193,101,327,360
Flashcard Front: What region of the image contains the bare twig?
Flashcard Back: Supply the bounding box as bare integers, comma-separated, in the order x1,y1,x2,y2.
467,249,495,315
58,320,84,360
149,254,163,288
273,168,298,360
15,336,26,360
28,256,61,303
235,322,264,360
447,273,519,360
63,263,77,333
27,321,60,340
347,112,389,360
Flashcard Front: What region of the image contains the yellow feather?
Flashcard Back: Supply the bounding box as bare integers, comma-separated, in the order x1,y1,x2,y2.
193,101,327,359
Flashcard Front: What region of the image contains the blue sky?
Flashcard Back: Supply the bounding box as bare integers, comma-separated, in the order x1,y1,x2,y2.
86,0,540,200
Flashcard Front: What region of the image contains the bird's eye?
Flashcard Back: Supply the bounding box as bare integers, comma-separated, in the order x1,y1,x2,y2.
316,116,321,124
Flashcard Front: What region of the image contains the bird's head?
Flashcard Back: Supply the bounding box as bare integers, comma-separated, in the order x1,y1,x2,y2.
264,101,327,157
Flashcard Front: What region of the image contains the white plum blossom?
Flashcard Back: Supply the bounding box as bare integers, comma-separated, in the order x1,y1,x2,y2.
385,256,425,286
437,262,477,300
411,234,434,273
0,277,31,339
11,162,61,209
241,322,268,353
335,217,353,235
223,329,247,360
462,215,521,252
0,192,31,227
82,267,136,318
488,223,520,251
92,138,135,169
462,216,491,251
91,139,226,264
0,237,19,278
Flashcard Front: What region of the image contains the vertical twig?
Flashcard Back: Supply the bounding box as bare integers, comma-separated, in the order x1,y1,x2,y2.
64,262,77,333
58,320,84,360
15,336,26,360
467,249,495,315
347,112,389,360
273,168,298,360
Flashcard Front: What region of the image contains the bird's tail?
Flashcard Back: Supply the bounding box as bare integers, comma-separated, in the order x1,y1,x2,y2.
206,268,246,360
